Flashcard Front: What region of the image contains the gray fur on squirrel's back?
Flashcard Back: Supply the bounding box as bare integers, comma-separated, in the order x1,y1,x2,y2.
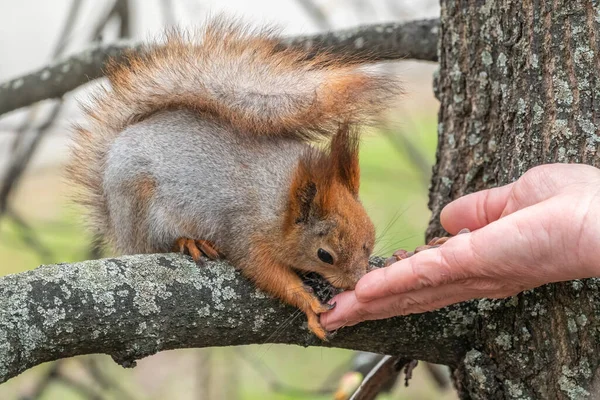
103,109,306,259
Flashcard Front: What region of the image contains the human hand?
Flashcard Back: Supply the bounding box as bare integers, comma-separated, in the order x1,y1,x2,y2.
322,163,600,330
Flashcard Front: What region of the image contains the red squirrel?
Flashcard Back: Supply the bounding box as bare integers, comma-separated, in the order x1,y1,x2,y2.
67,18,399,340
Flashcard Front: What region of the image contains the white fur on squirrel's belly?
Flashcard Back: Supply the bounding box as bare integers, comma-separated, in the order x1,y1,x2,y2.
103,109,306,256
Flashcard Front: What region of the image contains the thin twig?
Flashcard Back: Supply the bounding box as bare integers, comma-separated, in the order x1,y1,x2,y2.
349,356,411,400
90,0,119,41
196,349,212,399
115,0,131,38
52,0,85,58
424,363,451,390
91,0,131,41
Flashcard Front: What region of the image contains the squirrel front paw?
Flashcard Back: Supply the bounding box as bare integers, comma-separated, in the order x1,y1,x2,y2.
306,311,329,341
305,298,336,340
309,297,336,314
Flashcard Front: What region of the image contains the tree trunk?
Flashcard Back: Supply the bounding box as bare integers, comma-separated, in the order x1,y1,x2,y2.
431,1,600,398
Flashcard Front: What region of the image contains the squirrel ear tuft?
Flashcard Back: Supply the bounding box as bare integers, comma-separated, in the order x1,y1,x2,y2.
331,123,360,196
285,147,332,230
294,181,318,224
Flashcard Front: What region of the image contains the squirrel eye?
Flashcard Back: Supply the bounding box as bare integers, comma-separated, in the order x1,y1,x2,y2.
317,248,334,264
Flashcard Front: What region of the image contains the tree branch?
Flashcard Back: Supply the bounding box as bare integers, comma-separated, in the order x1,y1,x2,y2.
0,19,439,117
0,253,475,384
282,18,439,63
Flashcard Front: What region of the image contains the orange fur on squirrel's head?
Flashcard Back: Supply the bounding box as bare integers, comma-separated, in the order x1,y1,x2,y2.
282,124,375,290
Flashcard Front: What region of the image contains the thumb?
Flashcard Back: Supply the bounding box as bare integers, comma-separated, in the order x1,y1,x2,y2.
441,183,514,234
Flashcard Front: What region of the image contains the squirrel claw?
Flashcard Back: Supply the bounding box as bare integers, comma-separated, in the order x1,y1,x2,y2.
307,312,328,341
195,239,221,260
326,301,337,310
311,300,335,315
173,237,222,265
173,237,203,263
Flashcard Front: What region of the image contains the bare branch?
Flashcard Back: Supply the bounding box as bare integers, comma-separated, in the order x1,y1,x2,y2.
0,19,439,117
0,41,136,117
282,19,439,62
0,254,476,384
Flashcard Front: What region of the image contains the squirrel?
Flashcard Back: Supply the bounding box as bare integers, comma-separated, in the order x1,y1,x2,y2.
67,17,399,340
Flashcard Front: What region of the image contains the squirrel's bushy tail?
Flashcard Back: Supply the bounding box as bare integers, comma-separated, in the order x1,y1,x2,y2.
67,16,399,240
82,17,399,140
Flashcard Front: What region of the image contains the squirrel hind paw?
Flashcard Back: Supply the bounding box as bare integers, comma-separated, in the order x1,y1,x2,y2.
195,239,221,260
173,237,221,264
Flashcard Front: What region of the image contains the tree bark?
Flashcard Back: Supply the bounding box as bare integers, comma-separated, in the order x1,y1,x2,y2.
431,1,600,398
0,254,478,385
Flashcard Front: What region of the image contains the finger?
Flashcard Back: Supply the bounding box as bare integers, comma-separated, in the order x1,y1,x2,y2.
354,233,474,302
442,164,600,234
440,182,515,234
321,290,357,330
322,282,485,331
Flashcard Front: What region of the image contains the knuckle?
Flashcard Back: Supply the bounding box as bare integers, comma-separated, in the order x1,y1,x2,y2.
526,164,551,178
524,164,558,186
435,246,464,284
408,254,447,289
389,298,412,316
353,305,370,321
460,278,502,292
389,295,433,316
477,189,493,226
